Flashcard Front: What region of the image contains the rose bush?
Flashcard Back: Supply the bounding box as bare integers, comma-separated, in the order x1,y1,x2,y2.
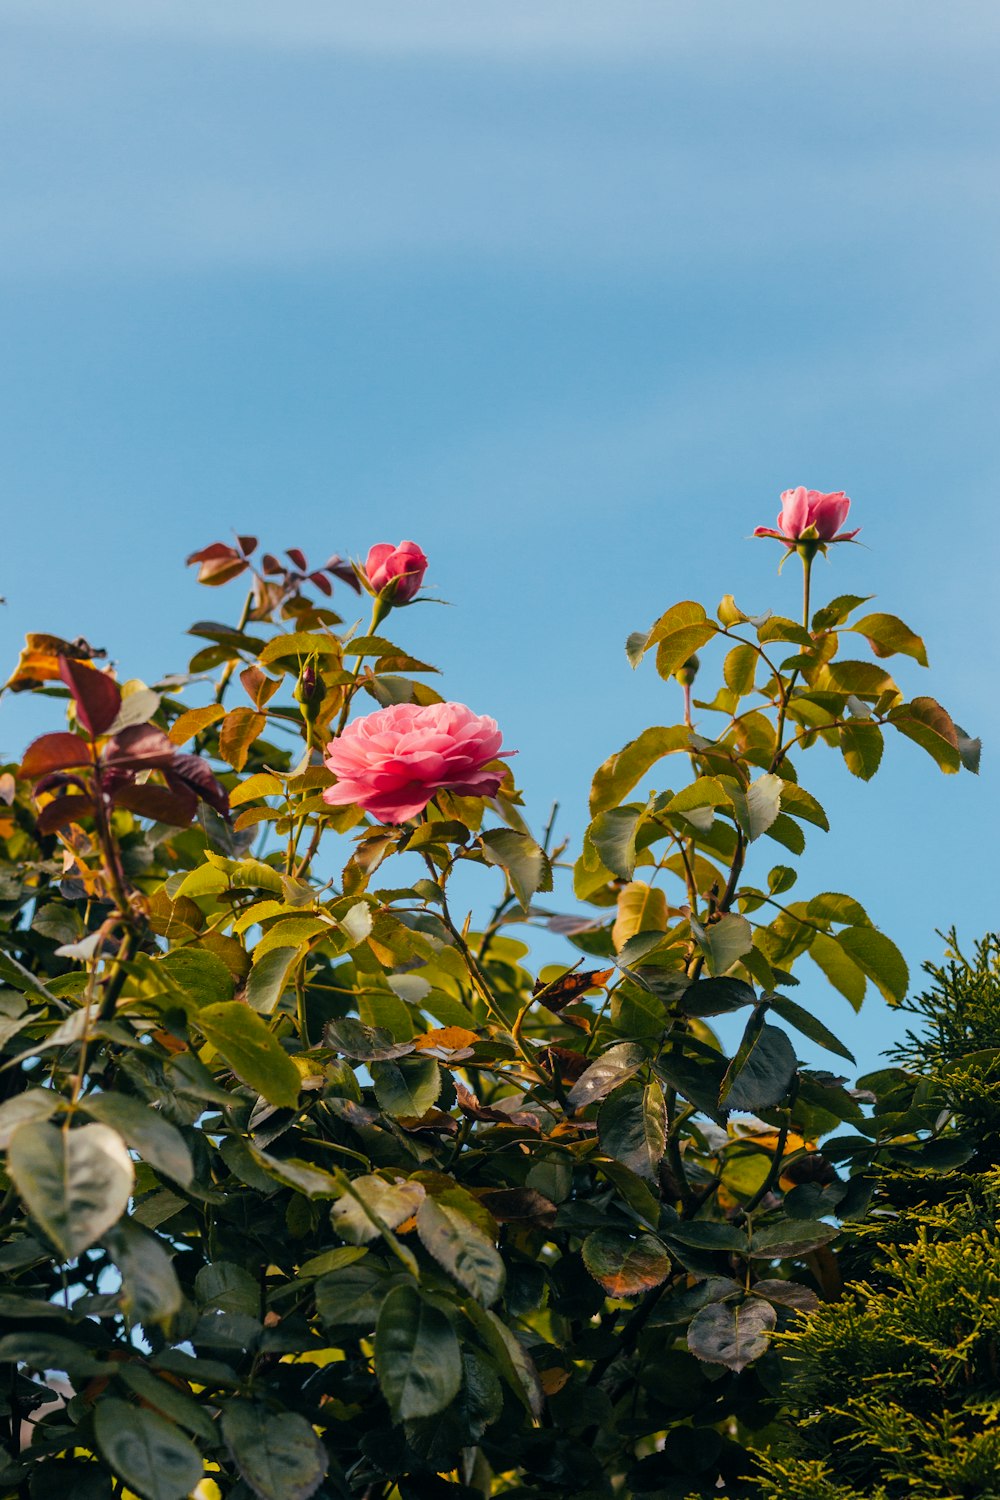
0,502,981,1499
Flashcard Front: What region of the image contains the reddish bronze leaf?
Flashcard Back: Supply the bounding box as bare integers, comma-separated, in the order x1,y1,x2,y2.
59,657,122,737
476,1188,557,1228
35,793,96,834
21,732,94,779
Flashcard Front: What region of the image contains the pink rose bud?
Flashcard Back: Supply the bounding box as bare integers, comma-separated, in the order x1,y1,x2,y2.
754,487,860,548
323,701,514,824
364,540,428,605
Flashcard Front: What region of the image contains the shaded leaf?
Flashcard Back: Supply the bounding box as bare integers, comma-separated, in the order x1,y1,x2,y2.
375,1283,462,1420
479,828,551,910
688,1297,775,1372
221,1398,328,1500
94,1399,203,1500
8,1122,134,1259
82,1093,194,1187
582,1228,672,1297
567,1041,647,1110
598,1082,666,1181
416,1195,505,1305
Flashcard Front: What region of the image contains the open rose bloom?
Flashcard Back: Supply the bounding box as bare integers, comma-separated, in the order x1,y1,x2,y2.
365,540,428,605
754,487,860,548
323,701,512,823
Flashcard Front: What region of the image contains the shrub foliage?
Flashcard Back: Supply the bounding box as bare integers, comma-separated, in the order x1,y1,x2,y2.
0,517,981,1498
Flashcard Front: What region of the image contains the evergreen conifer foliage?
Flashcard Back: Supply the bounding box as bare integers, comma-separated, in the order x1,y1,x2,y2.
756,935,1000,1500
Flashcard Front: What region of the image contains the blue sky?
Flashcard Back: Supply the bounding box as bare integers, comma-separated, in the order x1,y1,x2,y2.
2,1,998,1072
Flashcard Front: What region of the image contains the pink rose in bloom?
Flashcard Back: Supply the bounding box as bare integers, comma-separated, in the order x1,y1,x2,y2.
754,487,860,546
365,540,428,605
323,701,513,823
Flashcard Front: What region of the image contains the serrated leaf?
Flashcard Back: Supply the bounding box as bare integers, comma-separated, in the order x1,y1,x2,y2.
197,1001,301,1107
325,1017,414,1061
766,991,855,1063
589,725,690,812
806,931,867,1011
749,1219,839,1257
590,805,644,881
219,708,267,771
850,612,928,666
839,721,884,780
94,1399,203,1500
720,1018,797,1112
371,1055,441,1118
836,926,908,1004
479,828,551,910
566,1042,647,1110
582,1228,672,1297
697,913,753,976
245,945,302,1015
688,1297,775,1371
82,1093,193,1187
416,1195,505,1305
889,696,961,773
598,1082,666,1181
221,1398,327,1500
106,1218,183,1328
8,1122,134,1259
375,1283,462,1420
612,881,669,951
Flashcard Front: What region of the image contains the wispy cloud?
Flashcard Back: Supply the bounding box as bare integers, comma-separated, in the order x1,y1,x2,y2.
4,0,1000,61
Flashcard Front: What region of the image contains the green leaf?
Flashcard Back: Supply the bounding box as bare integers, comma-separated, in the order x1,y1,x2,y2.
687,1297,775,1372
850,612,928,666
766,991,855,1064
749,1220,839,1258
253,916,328,958
81,1093,193,1188
7,1122,134,1259
117,1365,215,1441
416,1195,505,1305
590,725,690,813
479,828,552,910
839,721,884,780
197,1001,301,1108
682,976,756,1017
720,1018,797,1112
582,1228,672,1297
462,1301,543,1417
807,931,867,1011
371,1056,441,1118
157,948,234,1008
245,945,302,1015
221,1398,328,1500
612,881,670,950
375,1283,462,1420
645,601,717,679
588,806,643,881
259,630,342,666
806,891,871,927
0,1331,108,1377
94,1399,203,1500
107,1219,183,1328
0,1090,60,1149
811,593,873,631
778,782,829,830
723,643,757,697
727,773,783,841
566,1041,647,1110
696,913,753,976
836,926,909,1004
666,1221,749,1253
598,1081,666,1181
315,1259,401,1331
889,696,961,773
247,1147,340,1199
